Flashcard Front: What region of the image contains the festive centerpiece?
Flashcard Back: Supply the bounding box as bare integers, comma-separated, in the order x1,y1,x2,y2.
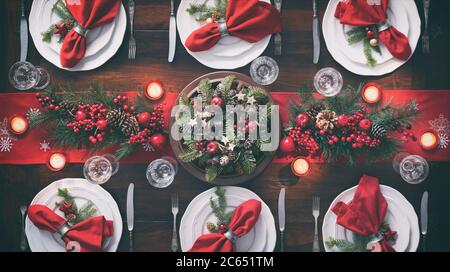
170,72,278,184
29,84,167,159
280,84,419,164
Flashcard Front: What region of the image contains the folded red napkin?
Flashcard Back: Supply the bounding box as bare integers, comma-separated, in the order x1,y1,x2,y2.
334,0,412,61
28,205,114,252
189,199,262,252
332,175,396,252
185,0,282,52
60,0,121,68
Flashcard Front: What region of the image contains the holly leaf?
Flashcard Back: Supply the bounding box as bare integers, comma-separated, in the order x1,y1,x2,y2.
239,152,256,175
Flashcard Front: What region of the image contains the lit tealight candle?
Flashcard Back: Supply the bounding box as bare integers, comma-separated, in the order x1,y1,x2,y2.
9,115,29,135
145,81,165,101
419,130,439,151
362,83,382,104
291,157,311,177
48,152,67,171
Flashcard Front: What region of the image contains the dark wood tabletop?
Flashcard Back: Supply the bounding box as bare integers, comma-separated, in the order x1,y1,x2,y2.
1,0,450,252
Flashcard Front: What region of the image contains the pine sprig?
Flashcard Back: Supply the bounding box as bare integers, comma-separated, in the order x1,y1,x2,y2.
239,152,256,175
209,187,231,226
346,26,382,67
187,0,228,22
325,237,368,252
56,188,98,224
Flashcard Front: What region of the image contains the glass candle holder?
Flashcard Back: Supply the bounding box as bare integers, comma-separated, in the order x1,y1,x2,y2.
145,80,165,101
313,67,343,97
361,82,383,104
419,130,439,151
291,157,311,177
47,152,67,171
9,115,29,135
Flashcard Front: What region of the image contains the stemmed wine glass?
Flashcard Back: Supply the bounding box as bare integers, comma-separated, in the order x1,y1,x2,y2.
314,67,343,97
146,156,178,188
9,61,50,91
83,154,120,185
250,56,279,86
393,152,429,184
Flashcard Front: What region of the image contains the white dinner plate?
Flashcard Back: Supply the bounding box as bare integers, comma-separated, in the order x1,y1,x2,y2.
336,0,409,65
177,0,272,69
29,0,126,71
322,184,420,252
25,178,122,252
322,0,421,76
180,186,276,252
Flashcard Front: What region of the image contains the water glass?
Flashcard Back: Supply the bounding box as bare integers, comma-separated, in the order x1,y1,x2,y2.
146,156,178,188
250,56,279,85
9,61,40,91
399,155,429,184
83,154,119,185
313,67,343,97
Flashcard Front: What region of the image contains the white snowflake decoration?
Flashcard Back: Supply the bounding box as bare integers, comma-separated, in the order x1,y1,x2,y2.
26,108,41,121
0,137,13,152
142,142,155,152
0,118,11,137
429,114,450,135
439,133,449,149
39,140,51,152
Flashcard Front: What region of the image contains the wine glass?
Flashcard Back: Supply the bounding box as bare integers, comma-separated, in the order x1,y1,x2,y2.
313,67,343,97
146,156,178,188
83,154,120,185
392,151,411,174
9,61,51,91
399,155,430,184
250,56,279,85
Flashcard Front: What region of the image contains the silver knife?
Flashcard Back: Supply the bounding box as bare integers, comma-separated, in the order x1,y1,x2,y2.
168,0,176,63
312,0,320,64
127,183,135,252
420,191,428,251
278,188,286,252
20,0,28,62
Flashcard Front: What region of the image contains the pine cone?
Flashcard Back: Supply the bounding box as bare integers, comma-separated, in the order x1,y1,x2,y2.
107,109,139,136
59,101,77,115
316,110,337,131
371,124,387,139
307,104,325,119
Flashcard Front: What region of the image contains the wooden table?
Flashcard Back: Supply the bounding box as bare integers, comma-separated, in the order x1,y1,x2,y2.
1,0,450,252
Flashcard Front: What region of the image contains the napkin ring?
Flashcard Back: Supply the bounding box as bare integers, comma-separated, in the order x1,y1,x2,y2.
377,21,391,32
224,230,238,244
218,22,229,37
56,221,73,237
73,22,89,37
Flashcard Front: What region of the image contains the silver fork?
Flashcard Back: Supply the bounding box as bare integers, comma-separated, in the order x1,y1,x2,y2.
128,0,136,60
312,196,320,252
422,0,430,54
20,205,28,251
273,0,282,56
171,193,179,252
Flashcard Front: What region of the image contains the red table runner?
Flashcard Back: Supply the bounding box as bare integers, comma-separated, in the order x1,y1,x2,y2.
0,90,449,165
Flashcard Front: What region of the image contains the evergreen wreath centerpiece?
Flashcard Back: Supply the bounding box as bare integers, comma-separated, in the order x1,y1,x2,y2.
171,73,277,184
280,84,419,164
29,84,167,159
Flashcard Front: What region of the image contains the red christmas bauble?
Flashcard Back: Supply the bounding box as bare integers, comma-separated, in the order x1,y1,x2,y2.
76,111,87,121
137,112,151,126
149,133,167,150
280,136,296,154
359,119,372,130
295,113,310,127
218,224,228,234
210,97,223,107
206,141,219,154
337,114,348,127
97,120,108,130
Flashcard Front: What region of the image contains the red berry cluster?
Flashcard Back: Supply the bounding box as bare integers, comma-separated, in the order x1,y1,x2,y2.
340,132,380,149
66,104,108,144
195,140,208,152
113,95,136,113
148,104,165,134
288,126,320,154
128,128,152,144
35,93,60,111
335,111,381,149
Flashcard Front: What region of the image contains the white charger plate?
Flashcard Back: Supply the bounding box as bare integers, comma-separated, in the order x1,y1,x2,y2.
36,0,116,58
25,178,122,252
322,185,420,252
336,0,409,65
180,186,276,252
29,0,126,71
323,0,421,76
177,0,272,69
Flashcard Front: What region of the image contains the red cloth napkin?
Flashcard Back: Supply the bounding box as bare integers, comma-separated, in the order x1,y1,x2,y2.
332,175,395,252
28,205,114,252
334,0,412,61
185,0,282,52
60,0,121,68
189,199,262,252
